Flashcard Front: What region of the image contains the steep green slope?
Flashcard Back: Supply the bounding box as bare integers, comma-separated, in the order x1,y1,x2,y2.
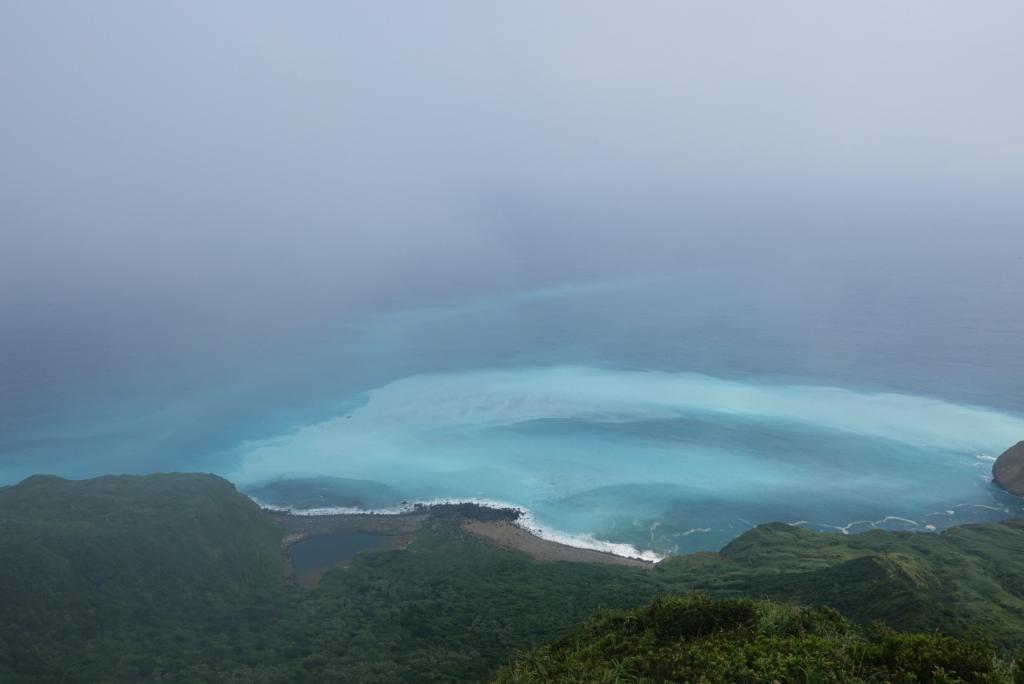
494,594,1016,683
651,519,1024,647
0,473,286,680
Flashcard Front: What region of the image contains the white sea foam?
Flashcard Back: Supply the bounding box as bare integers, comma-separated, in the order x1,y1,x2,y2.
832,515,921,534
514,509,664,562
879,516,918,526
815,517,937,535
953,502,1008,512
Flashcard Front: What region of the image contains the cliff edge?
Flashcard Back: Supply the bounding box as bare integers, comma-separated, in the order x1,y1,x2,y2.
993,441,1024,496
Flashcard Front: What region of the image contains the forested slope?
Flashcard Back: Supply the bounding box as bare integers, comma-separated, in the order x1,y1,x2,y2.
0,473,1021,682
495,594,1017,683
654,518,1024,648
0,474,286,680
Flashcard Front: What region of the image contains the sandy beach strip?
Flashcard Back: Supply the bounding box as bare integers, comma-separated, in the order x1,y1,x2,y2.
263,504,655,568
460,519,653,568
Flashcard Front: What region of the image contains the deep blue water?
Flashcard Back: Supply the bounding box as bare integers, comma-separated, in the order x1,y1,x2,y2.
3,264,1024,559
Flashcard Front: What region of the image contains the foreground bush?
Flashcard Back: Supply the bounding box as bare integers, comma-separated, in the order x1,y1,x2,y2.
495,594,1019,683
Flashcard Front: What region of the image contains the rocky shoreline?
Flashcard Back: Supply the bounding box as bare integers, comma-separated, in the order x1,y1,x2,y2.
263,501,654,569
993,441,1024,497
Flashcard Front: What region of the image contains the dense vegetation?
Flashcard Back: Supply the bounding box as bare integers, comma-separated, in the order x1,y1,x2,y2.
496,594,1017,683
0,474,1021,682
656,518,1024,650
0,474,286,681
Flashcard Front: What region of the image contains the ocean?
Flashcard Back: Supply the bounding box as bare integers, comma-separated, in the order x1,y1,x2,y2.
3,254,1024,559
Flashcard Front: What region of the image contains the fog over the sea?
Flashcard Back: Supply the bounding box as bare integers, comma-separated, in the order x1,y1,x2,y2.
2,3,1024,553
4,1,1023,334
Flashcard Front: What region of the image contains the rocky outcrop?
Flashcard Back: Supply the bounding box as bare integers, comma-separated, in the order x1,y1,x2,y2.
993,442,1024,496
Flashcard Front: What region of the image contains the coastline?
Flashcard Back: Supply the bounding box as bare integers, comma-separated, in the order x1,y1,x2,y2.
261,501,656,569
460,518,653,568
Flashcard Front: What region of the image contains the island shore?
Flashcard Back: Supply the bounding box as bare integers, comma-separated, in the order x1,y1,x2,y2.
263,502,655,569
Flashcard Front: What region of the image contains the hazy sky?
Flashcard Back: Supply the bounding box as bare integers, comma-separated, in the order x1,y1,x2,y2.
2,1,1023,340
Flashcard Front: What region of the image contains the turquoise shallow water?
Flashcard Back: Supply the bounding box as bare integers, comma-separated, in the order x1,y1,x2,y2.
233,365,1024,559
3,272,1024,558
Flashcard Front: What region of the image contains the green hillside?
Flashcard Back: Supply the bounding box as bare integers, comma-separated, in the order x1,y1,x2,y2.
654,518,1024,647
0,473,287,680
495,594,1015,683
0,473,1021,682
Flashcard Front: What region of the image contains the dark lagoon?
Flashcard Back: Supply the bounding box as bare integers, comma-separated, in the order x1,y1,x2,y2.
289,533,392,588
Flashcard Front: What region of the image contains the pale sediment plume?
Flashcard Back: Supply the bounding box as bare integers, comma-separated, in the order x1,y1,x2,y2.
229,366,1024,556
